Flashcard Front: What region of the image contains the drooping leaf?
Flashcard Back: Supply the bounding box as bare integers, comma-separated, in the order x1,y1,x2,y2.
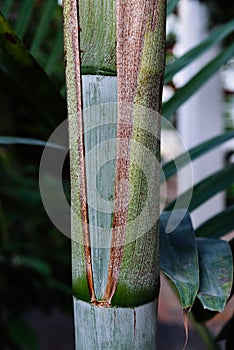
196,205,234,238
196,238,233,312
163,40,234,119
0,136,65,150
160,210,199,309
162,130,234,181
166,164,234,211
193,237,234,322
6,317,39,350
12,255,51,277
164,19,234,84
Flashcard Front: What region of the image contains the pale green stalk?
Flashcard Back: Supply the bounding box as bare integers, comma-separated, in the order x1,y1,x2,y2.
62,0,166,348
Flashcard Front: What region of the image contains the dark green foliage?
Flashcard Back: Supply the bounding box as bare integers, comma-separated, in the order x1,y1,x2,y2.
194,0,234,46
194,0,234,26
0,148,72,348
5,318,39,350
0,2,71,348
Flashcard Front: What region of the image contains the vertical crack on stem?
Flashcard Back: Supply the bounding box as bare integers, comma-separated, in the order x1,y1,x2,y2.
63,0,96,303
134,309,137,338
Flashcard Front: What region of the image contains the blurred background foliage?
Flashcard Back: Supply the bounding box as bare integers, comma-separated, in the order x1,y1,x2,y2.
0,1,70,349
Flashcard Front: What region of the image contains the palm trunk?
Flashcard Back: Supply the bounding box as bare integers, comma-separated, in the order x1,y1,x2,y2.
62,0,166,348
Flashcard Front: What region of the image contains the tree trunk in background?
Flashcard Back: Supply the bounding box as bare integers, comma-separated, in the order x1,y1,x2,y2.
63,1,166,348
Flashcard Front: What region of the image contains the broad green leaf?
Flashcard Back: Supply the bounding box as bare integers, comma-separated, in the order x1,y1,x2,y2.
162,130,234,181
30,0,58,56
167,0,179,16
192,236,234,322
14,0,35,39
196,205,234,238
160,210,199,308
6,318,39,350
166,164,234,211
12,255,51,276
0,12,67,129
164,19,234,84
0,136,65,150
196,238,233,312
163,40,234,119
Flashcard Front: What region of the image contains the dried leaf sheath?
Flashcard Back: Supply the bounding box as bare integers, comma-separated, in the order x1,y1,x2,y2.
104,0,166,305
63,0,95,302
